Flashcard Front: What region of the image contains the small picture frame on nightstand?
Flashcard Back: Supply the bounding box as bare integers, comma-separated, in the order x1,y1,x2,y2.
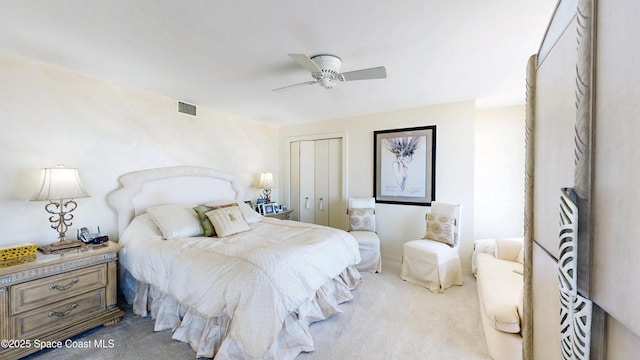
262,203,275,215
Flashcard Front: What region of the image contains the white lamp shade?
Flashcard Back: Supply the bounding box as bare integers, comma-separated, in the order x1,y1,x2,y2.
31,167,91,201
258,172,275,189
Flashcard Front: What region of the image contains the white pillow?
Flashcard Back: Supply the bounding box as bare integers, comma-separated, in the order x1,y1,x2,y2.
205,200,262,224
205,205,251,237
146,204,204,239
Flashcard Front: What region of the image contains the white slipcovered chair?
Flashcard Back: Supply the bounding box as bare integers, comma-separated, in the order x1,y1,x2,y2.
400,202,463,292
347,197,382,273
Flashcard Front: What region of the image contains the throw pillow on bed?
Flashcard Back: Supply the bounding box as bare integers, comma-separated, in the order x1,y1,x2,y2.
424,213,455,246
205,205,251,237
193,203,238,237
147,204,204,239
205,200,263,224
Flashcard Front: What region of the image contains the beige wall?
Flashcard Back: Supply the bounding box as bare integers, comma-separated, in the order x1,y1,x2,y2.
474,106,526,239
0,52,278,247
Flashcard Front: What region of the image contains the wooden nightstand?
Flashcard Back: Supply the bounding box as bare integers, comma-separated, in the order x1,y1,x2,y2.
0,242,124,360
264,209,293,220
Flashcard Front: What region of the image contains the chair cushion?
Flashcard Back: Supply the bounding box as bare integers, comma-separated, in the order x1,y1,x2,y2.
403,239,459,264
350,231,380,247
424,213,455,246
348,208,375,231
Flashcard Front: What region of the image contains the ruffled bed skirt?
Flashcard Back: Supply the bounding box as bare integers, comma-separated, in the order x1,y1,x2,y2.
127,266,362,359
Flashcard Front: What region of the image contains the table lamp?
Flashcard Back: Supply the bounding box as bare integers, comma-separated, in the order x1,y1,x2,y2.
258,172,275,203
31,165,90,252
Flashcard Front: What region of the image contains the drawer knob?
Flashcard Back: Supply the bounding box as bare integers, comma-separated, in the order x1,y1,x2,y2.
48,303,78,317
49,277,79,291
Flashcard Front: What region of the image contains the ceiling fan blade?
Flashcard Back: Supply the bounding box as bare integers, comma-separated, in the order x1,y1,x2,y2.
289,54,322,73
272,80,318,92
339,66,387,81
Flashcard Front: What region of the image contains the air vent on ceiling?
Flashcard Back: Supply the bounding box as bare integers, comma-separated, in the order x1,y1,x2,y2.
177,101,196,116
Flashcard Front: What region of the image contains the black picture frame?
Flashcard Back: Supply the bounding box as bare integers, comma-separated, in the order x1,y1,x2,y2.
373,125,436,206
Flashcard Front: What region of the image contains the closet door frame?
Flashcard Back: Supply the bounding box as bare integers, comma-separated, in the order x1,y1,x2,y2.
285,132,349,230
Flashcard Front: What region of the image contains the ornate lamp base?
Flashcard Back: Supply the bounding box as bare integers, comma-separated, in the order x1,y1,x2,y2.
38,199,85,254
262,188,272,203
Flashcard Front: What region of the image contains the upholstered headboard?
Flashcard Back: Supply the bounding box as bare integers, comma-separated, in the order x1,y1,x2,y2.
108,166,245,237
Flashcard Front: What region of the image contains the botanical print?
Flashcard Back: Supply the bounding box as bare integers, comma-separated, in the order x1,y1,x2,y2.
383,136,422,192
374,125,435,206
380,135,427,197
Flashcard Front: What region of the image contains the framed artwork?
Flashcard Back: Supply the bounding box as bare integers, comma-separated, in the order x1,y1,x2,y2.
373,125,436,206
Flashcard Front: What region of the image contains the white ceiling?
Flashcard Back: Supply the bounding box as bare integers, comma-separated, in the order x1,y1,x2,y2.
0,1,557,126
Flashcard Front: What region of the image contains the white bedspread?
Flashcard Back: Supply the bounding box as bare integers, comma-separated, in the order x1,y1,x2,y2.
120,215,361,359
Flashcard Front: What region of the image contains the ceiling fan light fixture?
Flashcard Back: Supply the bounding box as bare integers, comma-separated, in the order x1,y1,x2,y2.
272,53,386,92
318,77,335,89
310,54,342,73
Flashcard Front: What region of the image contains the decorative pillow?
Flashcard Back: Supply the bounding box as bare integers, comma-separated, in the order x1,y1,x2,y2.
194,203,241,236
205,205,251,237
147,204,203,239
424,213,455,246
205,200,262,224
348,208,375,231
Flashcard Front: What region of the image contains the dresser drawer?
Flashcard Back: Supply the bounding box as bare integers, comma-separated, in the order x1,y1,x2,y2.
10,264,107,315
12,288,106,339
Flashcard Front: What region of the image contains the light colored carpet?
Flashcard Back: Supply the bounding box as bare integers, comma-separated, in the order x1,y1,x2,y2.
25,261,490,360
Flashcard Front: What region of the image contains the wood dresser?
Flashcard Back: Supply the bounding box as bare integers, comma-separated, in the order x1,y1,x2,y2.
0,242,124,359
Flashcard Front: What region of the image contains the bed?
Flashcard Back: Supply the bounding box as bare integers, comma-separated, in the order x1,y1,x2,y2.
107,166,362,359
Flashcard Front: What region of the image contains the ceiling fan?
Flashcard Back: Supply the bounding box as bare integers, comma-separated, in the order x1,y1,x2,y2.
273,54,387,91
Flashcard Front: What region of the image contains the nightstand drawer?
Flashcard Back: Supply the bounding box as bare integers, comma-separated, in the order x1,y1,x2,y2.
12,288,106,339
10,264,107,314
